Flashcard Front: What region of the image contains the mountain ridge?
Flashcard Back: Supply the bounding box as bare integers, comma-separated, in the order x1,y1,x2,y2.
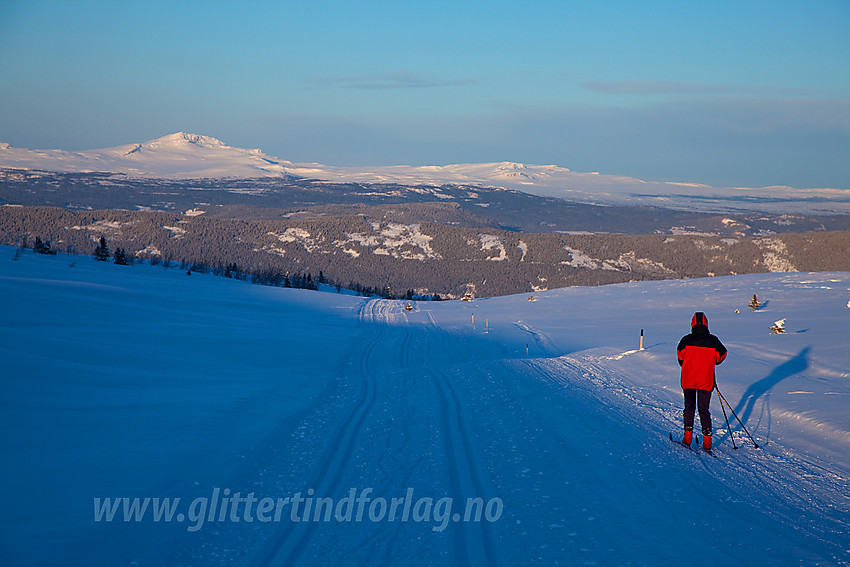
0,132,292,179
3,132,849,214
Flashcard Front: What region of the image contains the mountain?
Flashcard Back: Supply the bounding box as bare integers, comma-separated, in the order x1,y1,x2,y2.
3,133,849,214
4,134,850,293
0,132,292,179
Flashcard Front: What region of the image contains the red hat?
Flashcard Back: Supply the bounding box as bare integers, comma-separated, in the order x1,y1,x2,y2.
691,312,708,327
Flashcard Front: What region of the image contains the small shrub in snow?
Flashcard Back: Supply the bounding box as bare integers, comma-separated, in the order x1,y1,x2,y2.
770,318,786,334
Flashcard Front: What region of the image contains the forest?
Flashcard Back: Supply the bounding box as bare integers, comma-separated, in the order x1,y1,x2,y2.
3,205,848,298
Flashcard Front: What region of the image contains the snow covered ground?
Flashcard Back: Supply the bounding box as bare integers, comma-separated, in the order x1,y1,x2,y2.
1,246,849,566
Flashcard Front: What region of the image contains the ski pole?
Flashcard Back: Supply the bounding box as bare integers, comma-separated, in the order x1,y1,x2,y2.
716,386,738,450
714,385,760,449
718,388,759,448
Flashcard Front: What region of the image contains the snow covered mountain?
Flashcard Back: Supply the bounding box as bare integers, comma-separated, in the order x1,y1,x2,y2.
2,246,849,565
3,133,849,214
307,160,850,214
0,132,292,179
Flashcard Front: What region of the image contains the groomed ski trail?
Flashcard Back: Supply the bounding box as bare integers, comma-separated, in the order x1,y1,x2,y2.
426,311,501,567
238,298,505,567
248,300,387,566
190,299,848,566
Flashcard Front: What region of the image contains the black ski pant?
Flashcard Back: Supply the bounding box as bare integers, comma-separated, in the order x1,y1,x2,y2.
683,388,712,436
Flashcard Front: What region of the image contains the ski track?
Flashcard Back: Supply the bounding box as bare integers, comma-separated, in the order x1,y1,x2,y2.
238,305,850,566
249,299,387,567
522,353,850,564
248,299,506,566
428,323,501,567
512,320,557,356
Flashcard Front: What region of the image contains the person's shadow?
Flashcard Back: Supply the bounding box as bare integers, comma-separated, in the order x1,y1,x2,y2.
732,347,810,434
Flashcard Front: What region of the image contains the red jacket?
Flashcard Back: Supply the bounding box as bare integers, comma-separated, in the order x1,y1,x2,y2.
677,313,727,391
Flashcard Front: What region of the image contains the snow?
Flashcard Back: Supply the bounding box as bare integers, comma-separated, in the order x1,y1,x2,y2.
269,228,317,253
517,240,528,262
757,237,798,272
162,225,187,238
1,246,849,566
3,134,849,213
339,222,440,261
0,132,291,179
479,234,508,261
222,160,850,214
563,246,613,270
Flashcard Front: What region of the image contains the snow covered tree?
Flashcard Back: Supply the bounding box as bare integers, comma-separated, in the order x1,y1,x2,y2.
749,294,761,311
113,247,129,265
770,318,786,334
33,237,55,255
223,262,239,278
33,237,45,254
94,236,110,261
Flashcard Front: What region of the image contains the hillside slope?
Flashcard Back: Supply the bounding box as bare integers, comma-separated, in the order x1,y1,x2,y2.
3,206,850,298
1,248,848,565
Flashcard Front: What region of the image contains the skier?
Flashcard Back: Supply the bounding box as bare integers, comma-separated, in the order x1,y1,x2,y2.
677,312,727,451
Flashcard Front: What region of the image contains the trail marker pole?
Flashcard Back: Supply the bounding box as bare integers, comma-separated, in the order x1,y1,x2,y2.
639,329,644,350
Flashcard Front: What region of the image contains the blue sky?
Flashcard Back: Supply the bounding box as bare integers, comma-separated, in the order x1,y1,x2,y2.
1,0,848,189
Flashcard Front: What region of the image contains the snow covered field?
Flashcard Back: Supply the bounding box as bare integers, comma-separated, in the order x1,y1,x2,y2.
1,246,849,566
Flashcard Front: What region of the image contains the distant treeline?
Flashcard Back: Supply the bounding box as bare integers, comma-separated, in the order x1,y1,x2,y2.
2,206,849,298
5,167,850,236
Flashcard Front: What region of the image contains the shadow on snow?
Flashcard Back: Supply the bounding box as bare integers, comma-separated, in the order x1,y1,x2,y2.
731,347,811,441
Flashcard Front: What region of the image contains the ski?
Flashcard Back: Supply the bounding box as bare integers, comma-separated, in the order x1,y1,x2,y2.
696,435,718,458
669,432,697,452
669,433,717,458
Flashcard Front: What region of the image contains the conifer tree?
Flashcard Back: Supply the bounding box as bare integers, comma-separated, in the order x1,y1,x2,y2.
33,237,47,254
94,236,110,262
749,294,761,311
113,247,129,265
33,237,56,255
